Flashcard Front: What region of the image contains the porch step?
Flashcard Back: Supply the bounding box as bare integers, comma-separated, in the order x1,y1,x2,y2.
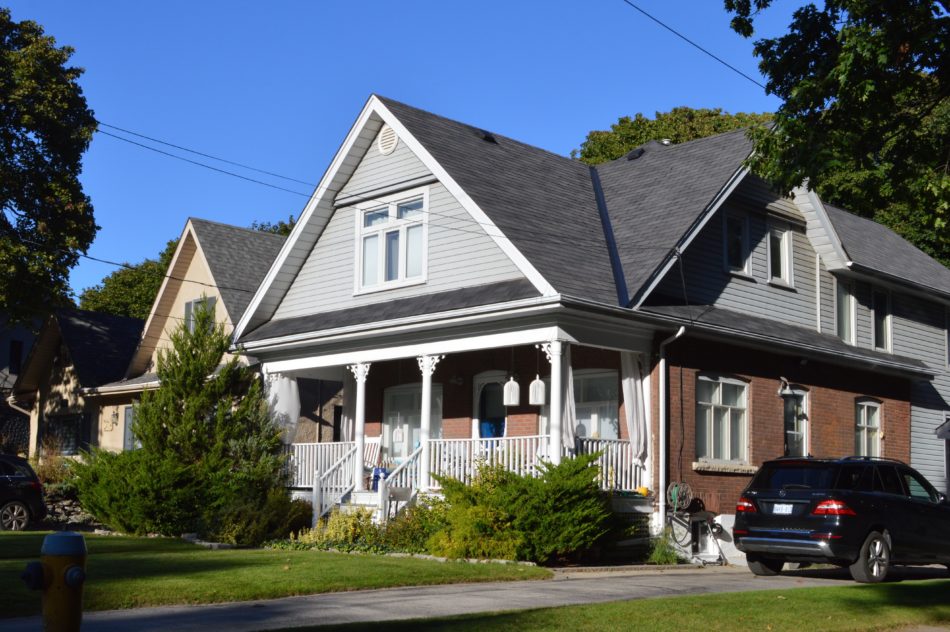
349,490,378,506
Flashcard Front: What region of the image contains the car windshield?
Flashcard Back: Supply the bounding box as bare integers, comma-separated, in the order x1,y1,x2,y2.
748,463,837,491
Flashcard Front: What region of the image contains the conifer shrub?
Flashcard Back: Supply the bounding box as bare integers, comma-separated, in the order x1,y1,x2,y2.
75,302,290,544
382,495,449,553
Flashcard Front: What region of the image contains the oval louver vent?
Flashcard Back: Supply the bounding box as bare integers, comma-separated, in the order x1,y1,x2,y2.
377,125,398,155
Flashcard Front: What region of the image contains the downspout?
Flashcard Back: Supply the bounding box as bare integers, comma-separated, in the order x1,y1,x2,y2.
658,326,686,533
6,395,31,417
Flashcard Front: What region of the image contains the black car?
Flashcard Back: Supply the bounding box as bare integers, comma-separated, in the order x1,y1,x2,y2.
0,454,46,530
733,456,950,582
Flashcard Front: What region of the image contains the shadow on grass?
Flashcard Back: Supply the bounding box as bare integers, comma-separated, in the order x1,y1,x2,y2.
0,532,197,560
834,579,950,629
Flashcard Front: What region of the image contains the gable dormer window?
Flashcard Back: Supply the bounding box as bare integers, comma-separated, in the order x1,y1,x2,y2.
723,213,750,275
356,187,428,292
185,296,216,333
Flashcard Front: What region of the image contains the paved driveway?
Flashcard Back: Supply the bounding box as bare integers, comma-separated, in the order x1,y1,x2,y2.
5,565,947,632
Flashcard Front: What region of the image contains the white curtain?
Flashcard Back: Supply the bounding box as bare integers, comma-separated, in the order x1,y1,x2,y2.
561,345,577,451
265,372,301,445
620,352,647,466
341,370,356,442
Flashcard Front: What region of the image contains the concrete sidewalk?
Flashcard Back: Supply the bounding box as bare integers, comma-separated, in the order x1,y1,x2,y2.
5,565,861,632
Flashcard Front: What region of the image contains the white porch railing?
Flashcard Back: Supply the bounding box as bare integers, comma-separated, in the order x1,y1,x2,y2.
312,445,358,523
377,445,422,523
285,436,380,488
428,435,548,486
576,437,642,491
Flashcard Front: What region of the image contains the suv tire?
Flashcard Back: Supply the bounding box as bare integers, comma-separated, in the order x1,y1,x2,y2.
850,531,889,583
0,500,30,531
747,556,784,576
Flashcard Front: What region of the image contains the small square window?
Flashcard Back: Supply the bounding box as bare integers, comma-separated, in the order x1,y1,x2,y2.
184,297,216,333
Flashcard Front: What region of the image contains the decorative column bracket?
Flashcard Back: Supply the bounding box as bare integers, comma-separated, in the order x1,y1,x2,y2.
416,354,444,377
347,362,371,383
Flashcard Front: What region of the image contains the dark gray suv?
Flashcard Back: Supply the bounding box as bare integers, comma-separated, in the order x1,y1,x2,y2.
0,454,46,530
733,457,950,582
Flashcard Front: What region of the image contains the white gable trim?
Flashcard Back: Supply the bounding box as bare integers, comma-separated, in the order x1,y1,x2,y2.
792,186,851,271
374,99,556,298
233,95,556,342
632,166,749,309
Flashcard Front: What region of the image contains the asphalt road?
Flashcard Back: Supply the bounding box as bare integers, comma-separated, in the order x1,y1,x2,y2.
6,565,948,632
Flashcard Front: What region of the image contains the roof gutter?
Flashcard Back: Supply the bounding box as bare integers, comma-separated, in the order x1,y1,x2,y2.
81,381,160,397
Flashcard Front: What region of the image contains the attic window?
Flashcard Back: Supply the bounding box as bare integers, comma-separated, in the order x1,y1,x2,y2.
377,125,398,155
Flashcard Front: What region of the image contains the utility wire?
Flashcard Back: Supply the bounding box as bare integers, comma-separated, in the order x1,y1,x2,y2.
618,0,767,90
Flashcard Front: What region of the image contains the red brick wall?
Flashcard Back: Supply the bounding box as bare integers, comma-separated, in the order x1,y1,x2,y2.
651,337,912,514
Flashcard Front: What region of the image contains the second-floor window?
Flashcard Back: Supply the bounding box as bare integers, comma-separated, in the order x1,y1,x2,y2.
768,224,793,286
185,297,216,333
357,189,428,291
872,289,891,351
723,213,749,275
836,279,855,344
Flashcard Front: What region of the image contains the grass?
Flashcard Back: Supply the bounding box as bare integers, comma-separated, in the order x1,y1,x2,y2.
0,532,550,618
287,579,950,631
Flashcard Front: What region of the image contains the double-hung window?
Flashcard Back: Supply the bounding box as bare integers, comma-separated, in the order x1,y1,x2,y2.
184,296,216,333
696,375,748,463
855,398,881,457
358,188,428,292
835,279,855,344
723,213,750,275
768,223,793,286
871,289,891,351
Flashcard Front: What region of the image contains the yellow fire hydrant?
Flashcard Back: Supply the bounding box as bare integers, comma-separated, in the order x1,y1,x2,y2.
21,531,87,632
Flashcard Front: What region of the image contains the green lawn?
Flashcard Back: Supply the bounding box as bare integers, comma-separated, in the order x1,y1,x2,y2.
0,532,550,618
293,580,950,632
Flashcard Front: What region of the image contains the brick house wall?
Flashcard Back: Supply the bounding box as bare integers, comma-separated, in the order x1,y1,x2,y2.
651,336,912,514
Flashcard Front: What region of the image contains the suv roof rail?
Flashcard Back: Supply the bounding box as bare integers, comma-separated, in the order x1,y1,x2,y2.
840,455,907,465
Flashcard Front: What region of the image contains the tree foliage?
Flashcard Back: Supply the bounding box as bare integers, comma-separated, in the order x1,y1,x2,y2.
725,0,950,263
0,9,97,322
76,303,288,543
250,214,296,237
78,239,178,320
573,106,772,165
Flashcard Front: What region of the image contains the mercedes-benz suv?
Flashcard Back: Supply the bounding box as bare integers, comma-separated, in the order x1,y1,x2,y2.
733,456,950,583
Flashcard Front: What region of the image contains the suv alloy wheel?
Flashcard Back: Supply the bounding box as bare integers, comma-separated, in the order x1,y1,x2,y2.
849,530,890,583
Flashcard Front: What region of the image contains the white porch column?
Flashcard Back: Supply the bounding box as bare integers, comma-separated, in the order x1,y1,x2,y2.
543,340,564,465
347,362,371,491
417,354,443,491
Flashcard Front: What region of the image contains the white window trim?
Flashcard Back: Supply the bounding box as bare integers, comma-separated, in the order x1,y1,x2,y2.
855,398,882,457
767,222,794,287
834,277,857,345
722,212,751,276
696,374,750,465
184,296,216,333
782,387,809,457
871,289,892,352
353,185,429,295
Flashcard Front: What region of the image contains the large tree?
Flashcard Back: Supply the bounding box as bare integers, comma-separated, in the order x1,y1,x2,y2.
0,9,97,322
78,239,177,320
725,0,950,263
573,106,772,164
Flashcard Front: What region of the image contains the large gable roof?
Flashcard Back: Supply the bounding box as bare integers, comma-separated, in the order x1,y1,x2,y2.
596,129,752,305
822,204,950,297
189,218,286,324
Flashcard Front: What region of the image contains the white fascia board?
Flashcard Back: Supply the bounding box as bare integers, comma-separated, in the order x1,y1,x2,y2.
373,98,557,298
263,326,565,373
238,295,563,353
793,186,851,271
633,166,749,309
233,97,383,342
82,381,160,396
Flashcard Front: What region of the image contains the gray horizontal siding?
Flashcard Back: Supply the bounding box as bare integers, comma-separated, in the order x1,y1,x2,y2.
274,138,524,320
819,262,835,335
655,201,816,331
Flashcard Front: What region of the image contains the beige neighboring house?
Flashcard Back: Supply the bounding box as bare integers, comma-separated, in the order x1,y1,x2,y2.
11,218,289,457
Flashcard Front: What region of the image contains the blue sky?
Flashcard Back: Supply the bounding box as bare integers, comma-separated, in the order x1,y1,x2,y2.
5,1,800,298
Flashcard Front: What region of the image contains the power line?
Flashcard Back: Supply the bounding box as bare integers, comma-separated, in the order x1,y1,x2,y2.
618,0,767,91
96,121,317,188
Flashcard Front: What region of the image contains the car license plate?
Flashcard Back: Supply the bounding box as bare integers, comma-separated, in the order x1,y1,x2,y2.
773,503,793,515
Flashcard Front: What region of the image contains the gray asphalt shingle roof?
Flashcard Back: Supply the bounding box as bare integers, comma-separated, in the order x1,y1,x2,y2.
596,129,752,304
189,219,286,324
57,309,145,388
823,204,950,296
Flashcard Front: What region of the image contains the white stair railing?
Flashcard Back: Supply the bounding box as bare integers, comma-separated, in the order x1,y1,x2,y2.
311,445,358,525
429,435,547,486
377,445,422,523
575,437,642,491
286,442,355,488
